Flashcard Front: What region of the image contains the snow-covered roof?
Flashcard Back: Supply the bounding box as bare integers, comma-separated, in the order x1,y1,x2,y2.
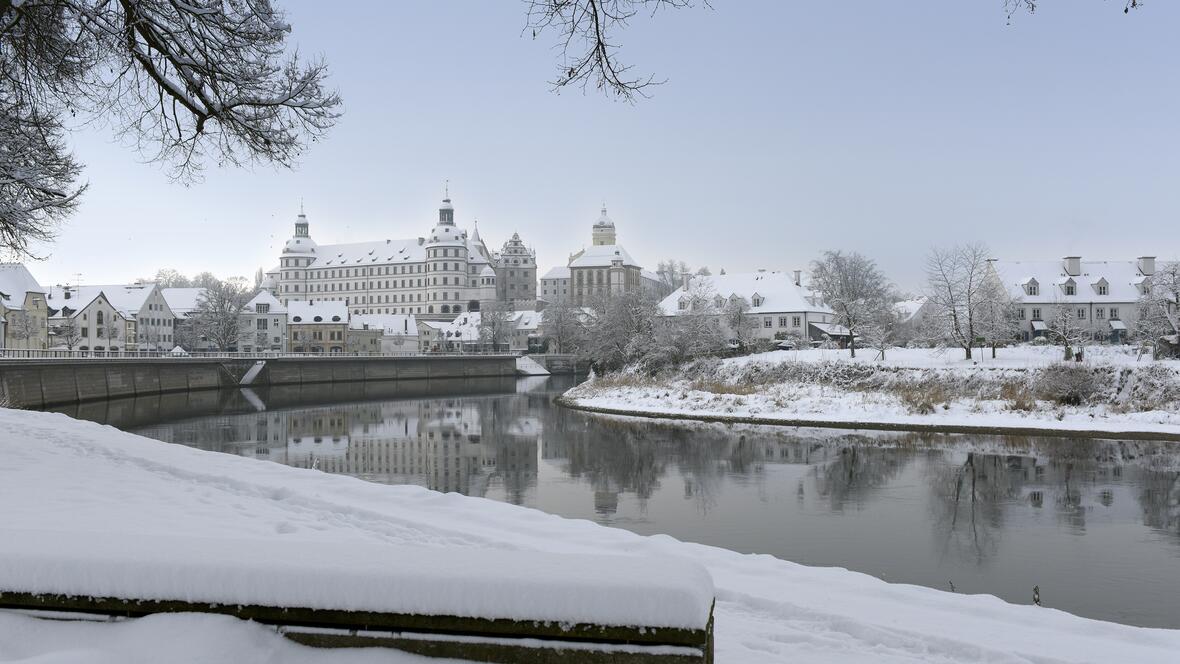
0,263,45,311
541,266,570,280
810,321,853,337
162,288,207,317
658,271,830,316
893,297,928,323
641,269,662,283
440,310,542,341
243,290,286,314
45,286,109,319
568,244,639,269
312,238,427,267
287,300,348,324
349,313,418,336
85,284,165,318
990,259,1154,304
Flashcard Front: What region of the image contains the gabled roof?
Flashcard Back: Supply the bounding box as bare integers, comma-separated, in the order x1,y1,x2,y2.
45,286,111,319
440,310,542,341
0,264,46,311
990,260,1154,304
568,244,639,269
313,238,427,267
541,266,570,280
287,300,348,324
658,271,830,316
162,288,207,317
893,297,929,323
86,284,166,318
243,290,286,314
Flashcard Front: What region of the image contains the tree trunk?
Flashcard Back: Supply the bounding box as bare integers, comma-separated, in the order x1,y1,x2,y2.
964,344,972,360
991,343,997,359
849,334,856,358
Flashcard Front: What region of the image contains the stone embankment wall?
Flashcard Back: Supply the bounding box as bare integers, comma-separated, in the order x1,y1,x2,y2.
0,356,517,408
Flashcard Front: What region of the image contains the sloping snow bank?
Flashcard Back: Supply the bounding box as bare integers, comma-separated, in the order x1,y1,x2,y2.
0,531,713,630
4,408,1180,663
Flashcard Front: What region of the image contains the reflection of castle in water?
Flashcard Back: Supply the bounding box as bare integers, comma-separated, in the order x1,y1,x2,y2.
134,395,545,496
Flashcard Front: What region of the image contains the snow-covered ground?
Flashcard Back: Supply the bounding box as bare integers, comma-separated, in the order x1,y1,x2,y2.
4,408,1180,662
563,346,1180,437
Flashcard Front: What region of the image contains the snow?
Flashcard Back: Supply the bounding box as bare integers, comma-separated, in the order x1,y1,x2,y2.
516,356,551,375
243,289,287,313
287,299,348,323
567,244,639,268
161,287,207,318
4,407,1180,662
991,258,1151,304
0,263,45,311
658,271,828,316
565,346,1180,436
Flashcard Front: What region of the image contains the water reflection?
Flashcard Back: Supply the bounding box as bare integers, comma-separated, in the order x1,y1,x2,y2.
60,376,1180,629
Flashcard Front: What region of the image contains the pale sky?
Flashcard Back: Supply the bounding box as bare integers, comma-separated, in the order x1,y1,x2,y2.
29,1,1180,292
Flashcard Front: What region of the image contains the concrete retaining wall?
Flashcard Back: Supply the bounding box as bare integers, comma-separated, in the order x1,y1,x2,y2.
0,356,517,408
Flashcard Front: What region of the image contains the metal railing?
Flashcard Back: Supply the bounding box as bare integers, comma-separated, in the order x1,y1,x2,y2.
0,348,521,361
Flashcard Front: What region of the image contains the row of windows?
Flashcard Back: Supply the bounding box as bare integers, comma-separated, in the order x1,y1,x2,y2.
1028,283,1114,297
1020,306,1121,321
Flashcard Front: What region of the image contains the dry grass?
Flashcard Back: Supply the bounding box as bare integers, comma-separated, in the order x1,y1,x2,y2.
897,384,950,414
1000,383,1038,412
687,379,758,396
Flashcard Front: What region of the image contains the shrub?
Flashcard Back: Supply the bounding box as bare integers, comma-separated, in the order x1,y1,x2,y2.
897,384,948,414
1000,382,1037,411
1035,364,1096,406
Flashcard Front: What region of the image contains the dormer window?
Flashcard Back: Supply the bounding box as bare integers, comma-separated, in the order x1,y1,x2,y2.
1065,284,1075,296
678,297,688,311
751,293,764,307
1098,284,1107,295
1026,283,1039,296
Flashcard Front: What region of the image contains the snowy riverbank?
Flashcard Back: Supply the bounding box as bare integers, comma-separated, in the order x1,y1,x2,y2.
4,408,1180,662
562,347,1180,439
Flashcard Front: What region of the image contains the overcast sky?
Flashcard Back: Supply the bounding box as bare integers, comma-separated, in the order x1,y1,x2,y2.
29,1,1180,292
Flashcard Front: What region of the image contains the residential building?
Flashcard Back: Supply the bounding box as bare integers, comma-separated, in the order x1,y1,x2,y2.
87,283,176,350
539,266,570,301
348,313,418,355
238,291,287,352
988,256,1166,342
287,300,348,353
162,287,210,351
0,264,49,350
45,286,129,351
418,310,541,352
265,196,533,320
658,270,839,343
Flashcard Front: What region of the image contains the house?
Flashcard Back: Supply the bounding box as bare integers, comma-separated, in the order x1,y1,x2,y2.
87,283,176,350
0,264,49,350
238,291,287,352
539,266,570,302
988,256,1164,343
348,313,418,355
893,296,933,344
45,286,130,351
419,310,540,352
659,270,838,344
286,300,348,353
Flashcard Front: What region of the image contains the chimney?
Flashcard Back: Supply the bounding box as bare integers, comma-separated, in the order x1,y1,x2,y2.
681,272,691,290
1138,256,1156,276
63,288,71,300
793,270,802,287
1063,256,1081,277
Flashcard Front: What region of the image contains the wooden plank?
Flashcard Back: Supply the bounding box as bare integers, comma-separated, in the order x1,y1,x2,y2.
0,591,712,652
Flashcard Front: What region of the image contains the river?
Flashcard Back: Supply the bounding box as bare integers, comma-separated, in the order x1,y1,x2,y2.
52,374,1180,630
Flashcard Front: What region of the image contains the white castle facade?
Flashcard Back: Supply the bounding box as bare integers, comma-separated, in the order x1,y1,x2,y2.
264,197,536,320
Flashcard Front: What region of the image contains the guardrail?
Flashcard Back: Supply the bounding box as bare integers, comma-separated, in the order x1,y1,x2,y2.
0,349,521,361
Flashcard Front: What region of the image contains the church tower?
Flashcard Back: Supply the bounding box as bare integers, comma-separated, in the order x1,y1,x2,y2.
592,206,616,246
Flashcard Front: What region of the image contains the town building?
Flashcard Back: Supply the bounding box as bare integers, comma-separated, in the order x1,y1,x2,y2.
0,264,49,350
45,286,130,351
238,291,287,352
85,283,176,350
539,266,570,301
658,270,839,343
417,309,541,352
287,300,348,353
988,256,1168,343
162,287,210,351
348,313,418,355
540,206,668,306
266,196,532,320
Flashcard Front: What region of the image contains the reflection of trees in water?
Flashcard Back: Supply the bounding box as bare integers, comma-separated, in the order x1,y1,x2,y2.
928,452,1015,564
810,445,911,512
1140,471,1180,536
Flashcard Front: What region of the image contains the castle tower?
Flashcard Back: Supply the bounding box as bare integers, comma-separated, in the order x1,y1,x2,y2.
425,194,469,318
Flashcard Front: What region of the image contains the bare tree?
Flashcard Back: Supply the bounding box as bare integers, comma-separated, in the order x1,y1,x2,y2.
101,319,122,349
6,310,43,347
580,290,660,371
526,0,702,101
0,0,341,256
860,302,902,361
51,315,82,350
153,268,192,288
479,299,513,351
924,243,992,360
541,296,584,354
1136,262,1180,360
976,274,1022,359
722,295,757,346
809,250,889,358
655,259,692,291
1047,301,1086,362
1006,0,1141,20
192,278,247,350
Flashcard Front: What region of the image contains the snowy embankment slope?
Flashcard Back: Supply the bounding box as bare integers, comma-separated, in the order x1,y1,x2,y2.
4,409,1180,663
562,347,1180,438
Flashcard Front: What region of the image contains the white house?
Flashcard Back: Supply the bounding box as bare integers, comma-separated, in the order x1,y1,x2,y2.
988,256,1164,342
162,287,211,351
659,270,838,343
0,263,49,350
45,286,129,351
419,310,541,352
89,283,176,350
239,291,287,352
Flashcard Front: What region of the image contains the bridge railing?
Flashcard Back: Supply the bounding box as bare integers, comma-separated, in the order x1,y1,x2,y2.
0,349,521,361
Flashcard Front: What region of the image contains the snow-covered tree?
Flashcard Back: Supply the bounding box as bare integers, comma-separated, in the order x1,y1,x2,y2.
101,319,122,348
860,302,902,361
975,275,1022,359
1,0,342,256
644,279,723,369
1136,261,1180,359
924,243,992,360
722,295,757,347
809,250,890,358
479,299,513,351
541,297,584,354
1047,301,1087,361
579,291,660,372
51,316,82,350
192,279,248,351
153,269,192,288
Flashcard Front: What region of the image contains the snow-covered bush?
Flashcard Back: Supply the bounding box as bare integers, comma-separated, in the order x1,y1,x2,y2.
1035,364,1097,406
